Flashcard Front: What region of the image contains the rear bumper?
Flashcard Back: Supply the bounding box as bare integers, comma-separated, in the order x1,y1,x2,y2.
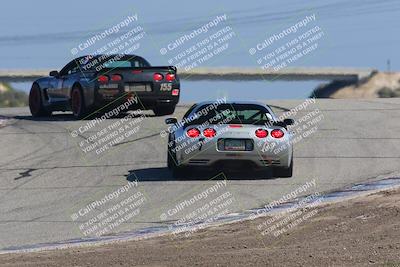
175,140,292,168
131,94,179,109
92,88,180,110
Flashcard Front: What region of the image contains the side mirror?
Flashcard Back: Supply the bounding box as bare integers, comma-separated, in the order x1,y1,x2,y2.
165,117,178,124
49,70,59,77
284,118,294,126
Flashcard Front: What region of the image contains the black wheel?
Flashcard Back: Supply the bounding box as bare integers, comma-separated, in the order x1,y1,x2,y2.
167,148,174,170
71,86,87,119
273,158,293,178
167,143,187,179
29,83,52,117
153,105,176,116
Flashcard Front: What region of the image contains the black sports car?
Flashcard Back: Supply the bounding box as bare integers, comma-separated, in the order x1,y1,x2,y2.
29,54,180,118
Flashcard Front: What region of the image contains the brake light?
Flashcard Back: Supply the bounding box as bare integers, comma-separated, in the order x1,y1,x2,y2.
186,128,200,138
203,128,216,138
229,125,242,128
166,73,175,82
111,74,122,81
172,89,179,96
255,129,268,138
153,73,163,81
271,129,284,138
132,70,143,74
98,75,109,83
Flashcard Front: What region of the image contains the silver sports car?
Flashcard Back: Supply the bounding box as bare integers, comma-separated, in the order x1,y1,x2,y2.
165,101,294,178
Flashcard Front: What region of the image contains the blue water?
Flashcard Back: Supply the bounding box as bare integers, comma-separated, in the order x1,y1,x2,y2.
12,80,324,101
181,80,323,101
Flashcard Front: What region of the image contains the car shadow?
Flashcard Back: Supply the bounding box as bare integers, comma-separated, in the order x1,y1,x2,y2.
125,167,278,182
14,111,156,122
15,113,78,121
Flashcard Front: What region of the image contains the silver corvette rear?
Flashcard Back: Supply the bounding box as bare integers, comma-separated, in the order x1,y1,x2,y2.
165,101,294,178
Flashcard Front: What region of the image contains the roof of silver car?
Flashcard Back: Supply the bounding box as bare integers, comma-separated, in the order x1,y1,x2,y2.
195,100,268,106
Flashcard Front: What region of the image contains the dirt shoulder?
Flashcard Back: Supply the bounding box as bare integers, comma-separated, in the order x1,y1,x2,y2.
1,188,400,267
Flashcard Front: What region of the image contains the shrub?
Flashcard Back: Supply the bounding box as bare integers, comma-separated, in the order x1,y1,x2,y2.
377,87,400,98
0,83,28,107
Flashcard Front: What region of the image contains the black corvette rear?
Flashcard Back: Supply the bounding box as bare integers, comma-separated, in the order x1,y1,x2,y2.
29,54,180,118
94,65,180,115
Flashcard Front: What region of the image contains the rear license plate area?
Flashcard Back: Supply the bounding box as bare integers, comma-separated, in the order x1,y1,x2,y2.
124,83,152,92
98,88,120,99
219,139,254,151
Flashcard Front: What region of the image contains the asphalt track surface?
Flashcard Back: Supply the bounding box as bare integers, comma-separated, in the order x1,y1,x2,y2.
0,98,400,250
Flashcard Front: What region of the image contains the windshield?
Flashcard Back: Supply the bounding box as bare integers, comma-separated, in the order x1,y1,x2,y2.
190,104,272,125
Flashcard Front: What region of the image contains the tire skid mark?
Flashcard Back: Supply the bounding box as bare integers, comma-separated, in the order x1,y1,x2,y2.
0,119,74,198
0,161,165,171
0,120,51,168
14,168,36,180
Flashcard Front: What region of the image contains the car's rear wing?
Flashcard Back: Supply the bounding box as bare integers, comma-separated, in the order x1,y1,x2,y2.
148,66,177,73
93,65,179,84
98,66,177,74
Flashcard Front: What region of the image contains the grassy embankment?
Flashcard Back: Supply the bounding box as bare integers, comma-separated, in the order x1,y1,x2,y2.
0,82,28,107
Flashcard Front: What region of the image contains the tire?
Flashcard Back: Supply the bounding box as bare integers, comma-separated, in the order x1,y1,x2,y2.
29,84,52,117
71,86,87,119
167,143,187,179
274,158,293,178
167,148,174,170
153,104,176,116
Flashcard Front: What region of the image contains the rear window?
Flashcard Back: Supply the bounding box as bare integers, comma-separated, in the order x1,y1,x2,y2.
102,60,132,68
80,55,150,71
190,104,272,125
102,59,150,68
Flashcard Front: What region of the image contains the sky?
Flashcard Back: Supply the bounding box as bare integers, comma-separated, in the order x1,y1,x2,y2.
0,0,399,100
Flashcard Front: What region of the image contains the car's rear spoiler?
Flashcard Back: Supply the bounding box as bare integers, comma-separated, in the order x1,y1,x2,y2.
98,66,177,73
146,66,178,73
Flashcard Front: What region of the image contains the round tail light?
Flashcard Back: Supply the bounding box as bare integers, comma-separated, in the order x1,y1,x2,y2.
203,128,216,138
97,75,109,83
255,129,268,138
166,73,175,82
153,73,163,81
271,129,284,138
186,128,200,138
111,74,122,81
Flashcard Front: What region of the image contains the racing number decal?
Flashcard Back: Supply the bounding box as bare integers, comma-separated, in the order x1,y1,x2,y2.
160,83,172,91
